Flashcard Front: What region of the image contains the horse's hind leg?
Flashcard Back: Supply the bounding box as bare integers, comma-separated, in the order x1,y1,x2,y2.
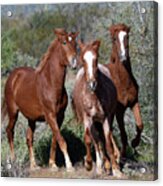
109,114,120,163
116,106,128,158
6,108,18,161
131,102,143,148
26,120,38,170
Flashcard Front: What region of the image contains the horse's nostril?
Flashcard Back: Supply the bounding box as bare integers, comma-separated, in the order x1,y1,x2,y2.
72,58,77,69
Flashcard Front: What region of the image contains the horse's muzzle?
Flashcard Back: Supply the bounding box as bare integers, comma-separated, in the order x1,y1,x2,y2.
88,81,97,92
119,54,127,62
70,57,77,69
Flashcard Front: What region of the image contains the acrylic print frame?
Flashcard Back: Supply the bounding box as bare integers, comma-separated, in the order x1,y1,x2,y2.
1,1,158,180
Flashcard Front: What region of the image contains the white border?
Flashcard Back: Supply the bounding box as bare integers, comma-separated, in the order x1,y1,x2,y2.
0,0,162,185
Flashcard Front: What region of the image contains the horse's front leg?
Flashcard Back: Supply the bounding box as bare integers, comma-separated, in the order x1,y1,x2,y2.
83,115,93,171
84,115,103,175
109,114,120,163
110,133,120,163
94,141,103,175
49,110,65,171
103,118,122,178
131,102,144,148
45,112,74,172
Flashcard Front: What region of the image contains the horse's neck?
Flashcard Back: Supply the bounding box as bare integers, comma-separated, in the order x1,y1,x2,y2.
110,44,132,73
110,45,119,64
39,44,67,91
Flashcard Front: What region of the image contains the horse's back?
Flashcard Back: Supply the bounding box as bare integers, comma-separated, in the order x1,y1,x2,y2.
4,67,43,120
5,67,35,96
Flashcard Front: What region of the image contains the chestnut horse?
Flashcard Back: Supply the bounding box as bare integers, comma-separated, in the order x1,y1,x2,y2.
3,29,78,171
72,40,122,177
105,24,143,157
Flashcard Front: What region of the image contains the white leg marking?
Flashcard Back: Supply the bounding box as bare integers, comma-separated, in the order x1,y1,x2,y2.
63,151,74,172
103,118,110,138
96,149,103,171
83,51,95,79
118,31,127,59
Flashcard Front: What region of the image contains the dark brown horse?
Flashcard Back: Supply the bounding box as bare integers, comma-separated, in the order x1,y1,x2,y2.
72,40,122,177
3,28,79,171
105,24,143,157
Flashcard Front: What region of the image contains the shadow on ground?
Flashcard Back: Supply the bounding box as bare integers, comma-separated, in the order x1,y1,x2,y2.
35,128,86,167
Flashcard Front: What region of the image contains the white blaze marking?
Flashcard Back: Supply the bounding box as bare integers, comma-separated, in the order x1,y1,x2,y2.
118,31,127,58
68,36,72,41
83,51,95,79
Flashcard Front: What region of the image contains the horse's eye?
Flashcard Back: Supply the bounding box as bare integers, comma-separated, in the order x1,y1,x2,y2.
63,41,67,45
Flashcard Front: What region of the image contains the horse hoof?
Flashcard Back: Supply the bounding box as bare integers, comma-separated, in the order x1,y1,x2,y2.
66,166,75,172
96,167,103,175
85,160,93,171
30,165,40,171
49,164,59,172
112,169,124,178
104,160,111,174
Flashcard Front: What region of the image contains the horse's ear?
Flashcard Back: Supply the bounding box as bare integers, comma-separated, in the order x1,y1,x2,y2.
92,40,101,51
127,26,130,33
54,28,67,38
73,31,79,38
78,40,84,50
69,31,79,40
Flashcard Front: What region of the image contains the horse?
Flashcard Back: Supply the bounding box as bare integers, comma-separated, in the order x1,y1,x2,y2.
72,40,122,177
105,24,143,157
2,28,79,171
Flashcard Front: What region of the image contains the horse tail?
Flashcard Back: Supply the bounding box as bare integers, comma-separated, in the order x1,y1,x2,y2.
1,98,8,123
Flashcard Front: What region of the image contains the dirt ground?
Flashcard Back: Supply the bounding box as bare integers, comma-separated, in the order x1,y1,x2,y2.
29,162,155,181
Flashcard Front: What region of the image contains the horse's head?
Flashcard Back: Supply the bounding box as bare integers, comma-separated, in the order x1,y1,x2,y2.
54,28,79,69
79,40,101,92
109,24,130,62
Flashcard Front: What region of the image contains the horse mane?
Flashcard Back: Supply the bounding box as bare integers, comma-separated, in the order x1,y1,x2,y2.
35,39,58,73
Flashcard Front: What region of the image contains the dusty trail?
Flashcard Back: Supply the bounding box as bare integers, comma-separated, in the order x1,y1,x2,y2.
29,162,154,180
